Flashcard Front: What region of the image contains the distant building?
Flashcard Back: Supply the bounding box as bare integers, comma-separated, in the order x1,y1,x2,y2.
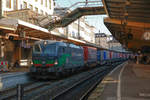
108,38,125,52
84,23,95,43
52,8,96,43
1,0,54,16
95,33,108,49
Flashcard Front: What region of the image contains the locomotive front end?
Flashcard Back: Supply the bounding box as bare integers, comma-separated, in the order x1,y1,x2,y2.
30,41,58,78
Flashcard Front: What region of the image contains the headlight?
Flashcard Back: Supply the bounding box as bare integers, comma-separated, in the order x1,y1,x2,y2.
43,41,48,45
54,60,58,65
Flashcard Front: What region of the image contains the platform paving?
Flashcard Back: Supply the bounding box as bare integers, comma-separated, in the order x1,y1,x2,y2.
8,66,29,72
88,61,150,100
0,71,30,90
0,67,29,74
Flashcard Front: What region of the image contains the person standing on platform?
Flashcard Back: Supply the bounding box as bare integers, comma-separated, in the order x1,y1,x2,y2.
14,60,20,68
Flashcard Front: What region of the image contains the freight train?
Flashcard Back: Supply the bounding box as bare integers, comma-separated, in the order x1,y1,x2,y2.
30,40,129,78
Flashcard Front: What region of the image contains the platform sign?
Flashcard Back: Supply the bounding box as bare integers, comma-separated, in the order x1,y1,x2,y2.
143,31,150,40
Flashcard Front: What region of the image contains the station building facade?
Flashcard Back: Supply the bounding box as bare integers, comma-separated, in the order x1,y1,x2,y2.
0,0,54,68
52,17,96,44
2,0,54,15
107,38,125,52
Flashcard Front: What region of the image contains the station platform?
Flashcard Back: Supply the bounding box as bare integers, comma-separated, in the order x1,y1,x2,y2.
0,69,30,90
8,66,29,72
0,67,29,74
88,61,150,100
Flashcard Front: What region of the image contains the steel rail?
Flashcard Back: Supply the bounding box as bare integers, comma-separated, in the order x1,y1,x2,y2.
0,81,52,100
79,75,103,100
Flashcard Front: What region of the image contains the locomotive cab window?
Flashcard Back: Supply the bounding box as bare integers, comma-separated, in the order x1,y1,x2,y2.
33,44,41,53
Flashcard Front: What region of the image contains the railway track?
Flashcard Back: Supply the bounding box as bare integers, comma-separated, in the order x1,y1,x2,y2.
50,66,110,100
0,81,53,100
0,62,123,100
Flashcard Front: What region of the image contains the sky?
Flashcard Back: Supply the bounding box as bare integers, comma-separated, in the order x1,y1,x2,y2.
55,0,111,35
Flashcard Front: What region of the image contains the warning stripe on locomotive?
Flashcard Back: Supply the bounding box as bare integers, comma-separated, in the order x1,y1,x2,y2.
0,61,8,72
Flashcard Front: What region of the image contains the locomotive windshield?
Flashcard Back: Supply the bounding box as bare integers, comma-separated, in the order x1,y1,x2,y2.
33,43,56,56
43,45,56,55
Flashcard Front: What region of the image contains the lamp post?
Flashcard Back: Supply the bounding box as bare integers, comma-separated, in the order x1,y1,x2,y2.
78,18,80,39
99,36,100,47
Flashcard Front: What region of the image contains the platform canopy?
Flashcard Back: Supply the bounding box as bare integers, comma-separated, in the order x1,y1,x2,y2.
102,0,150,52
0,18,98,47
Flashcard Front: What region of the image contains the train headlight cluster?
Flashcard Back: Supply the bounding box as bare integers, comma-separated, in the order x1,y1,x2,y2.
54,60,58,65
43,41,48,45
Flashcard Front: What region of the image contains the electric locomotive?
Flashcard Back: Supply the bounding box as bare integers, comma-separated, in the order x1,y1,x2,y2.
30,40,84,78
